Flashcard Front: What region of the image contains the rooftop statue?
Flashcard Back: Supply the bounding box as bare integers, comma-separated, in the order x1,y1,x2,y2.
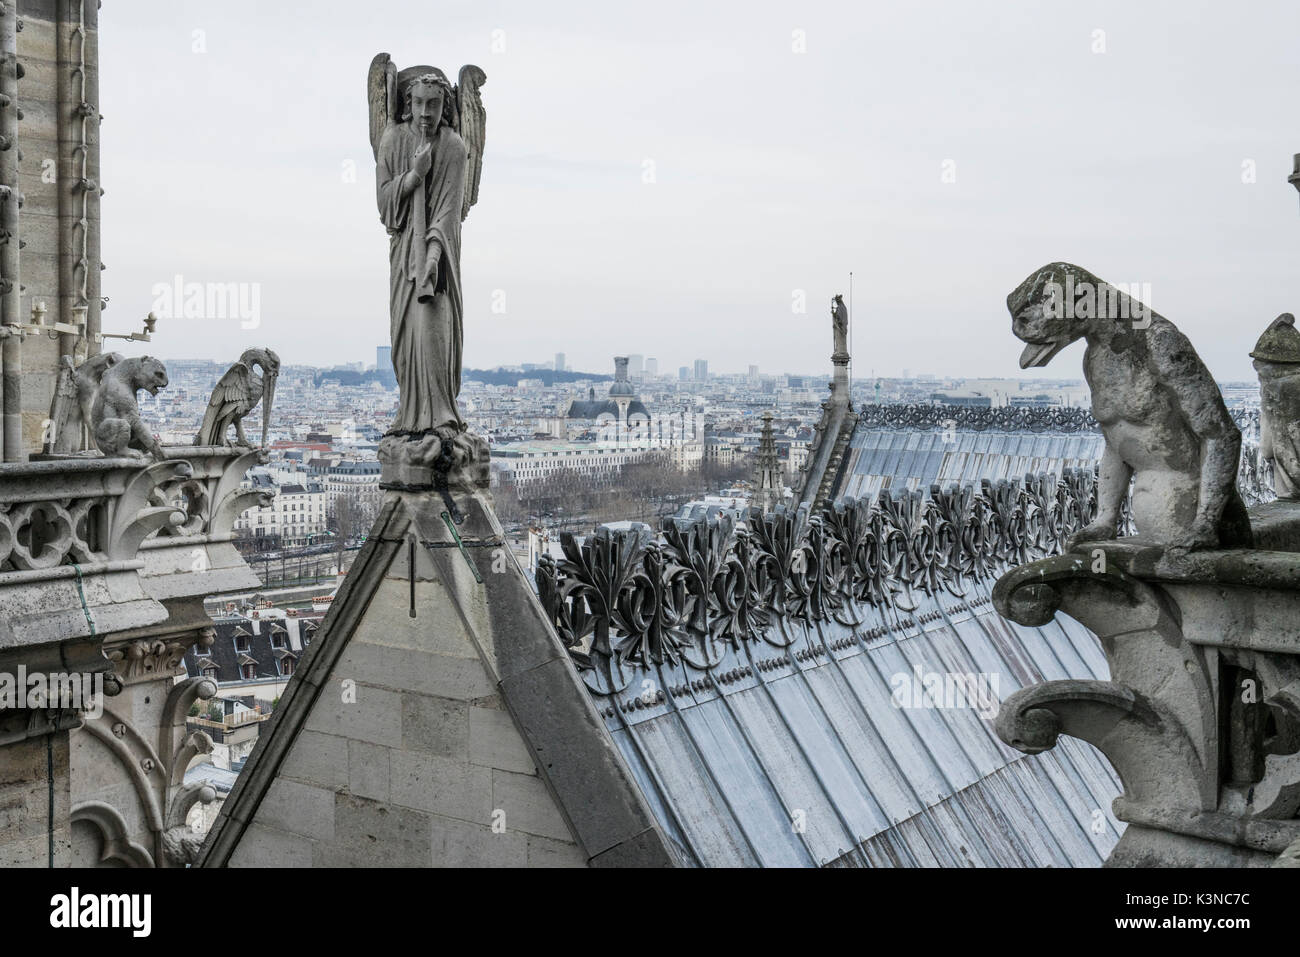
831,293,848,358
45,351,121,454
91,355,169,460
1008,262,1251,550
367,54,487,488
1251,313,1300,500
195,347,280,447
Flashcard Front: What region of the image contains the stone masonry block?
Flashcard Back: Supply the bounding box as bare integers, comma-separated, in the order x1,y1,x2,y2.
228,822,314,868
279,729,349,790
491,768,576,843
401,692,468,759
389,749,493,825
469,704,539,775
430,814,527,867
347,739,391,803
255,777,336,843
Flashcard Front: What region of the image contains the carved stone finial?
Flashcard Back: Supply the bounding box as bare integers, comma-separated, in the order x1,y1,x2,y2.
1007,262,1251,550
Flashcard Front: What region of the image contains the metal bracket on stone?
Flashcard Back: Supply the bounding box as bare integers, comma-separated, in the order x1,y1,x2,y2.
432,443,463,525
428,513,484,584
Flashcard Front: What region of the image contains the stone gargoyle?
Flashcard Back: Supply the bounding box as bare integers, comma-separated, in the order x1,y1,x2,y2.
195,348,280,447
1008,262,1251,550
1252,313,1300,500
91,355,169,459
45,351,122,453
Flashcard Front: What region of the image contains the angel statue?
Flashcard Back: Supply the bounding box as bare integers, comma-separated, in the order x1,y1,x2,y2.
367,54,487,486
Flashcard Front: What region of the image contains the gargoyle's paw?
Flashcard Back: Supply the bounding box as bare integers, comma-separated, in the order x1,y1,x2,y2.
1067,522,1117,550
1003,706,1062,754
1005,582,1060,627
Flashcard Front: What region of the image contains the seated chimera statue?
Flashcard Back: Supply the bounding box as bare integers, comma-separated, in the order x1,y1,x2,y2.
1008,262,1251,551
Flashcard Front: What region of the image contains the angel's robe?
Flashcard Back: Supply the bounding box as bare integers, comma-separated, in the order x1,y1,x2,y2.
376,121,468,435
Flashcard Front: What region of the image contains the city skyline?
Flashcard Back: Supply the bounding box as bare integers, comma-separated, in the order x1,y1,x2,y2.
95,0,1300,382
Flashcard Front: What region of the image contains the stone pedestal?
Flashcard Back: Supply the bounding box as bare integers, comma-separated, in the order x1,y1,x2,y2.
377,429,490,493
992,500,1300,867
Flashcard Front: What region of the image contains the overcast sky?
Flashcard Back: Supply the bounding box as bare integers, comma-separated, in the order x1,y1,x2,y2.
99,0,1300,381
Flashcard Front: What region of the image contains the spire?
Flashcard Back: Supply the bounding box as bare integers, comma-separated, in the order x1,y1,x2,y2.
752,411,783,511
831,293,851,406
792,293,860,511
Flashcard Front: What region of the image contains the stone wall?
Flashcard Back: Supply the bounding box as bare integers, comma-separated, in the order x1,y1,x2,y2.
0,727,71,866
15,0,104,453
227,575,588,867
205,490,679,868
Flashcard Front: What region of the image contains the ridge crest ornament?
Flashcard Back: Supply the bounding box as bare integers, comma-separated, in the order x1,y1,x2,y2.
367,54,489,491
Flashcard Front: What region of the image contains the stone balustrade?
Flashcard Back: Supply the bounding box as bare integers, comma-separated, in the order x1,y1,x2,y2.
0,445,273,867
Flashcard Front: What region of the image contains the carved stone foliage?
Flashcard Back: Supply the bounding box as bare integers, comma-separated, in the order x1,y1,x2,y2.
538,468,1099,695
854,403,1102,434
145,448,272,541
147,478,210,538
855,402,1260,440
103,627,214,686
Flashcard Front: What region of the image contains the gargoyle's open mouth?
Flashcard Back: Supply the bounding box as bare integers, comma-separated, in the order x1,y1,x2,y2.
1018,339,1068,369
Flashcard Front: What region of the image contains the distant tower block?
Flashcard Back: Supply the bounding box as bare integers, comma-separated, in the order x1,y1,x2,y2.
555,352,565,372
752,411,783,512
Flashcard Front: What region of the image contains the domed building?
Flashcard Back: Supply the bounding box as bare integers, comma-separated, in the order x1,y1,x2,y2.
565,356,651,435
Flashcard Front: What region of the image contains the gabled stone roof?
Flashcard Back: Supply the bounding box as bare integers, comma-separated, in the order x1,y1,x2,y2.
198,491,679,868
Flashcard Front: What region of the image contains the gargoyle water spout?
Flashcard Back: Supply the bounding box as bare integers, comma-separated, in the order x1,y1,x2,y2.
1008,262,1251,551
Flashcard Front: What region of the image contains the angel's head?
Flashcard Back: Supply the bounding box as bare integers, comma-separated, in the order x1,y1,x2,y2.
402,73,456,134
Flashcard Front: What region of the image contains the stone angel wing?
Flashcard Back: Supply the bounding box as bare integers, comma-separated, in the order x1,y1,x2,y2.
367,52,397,161
455,65,487,221
196,362,254,445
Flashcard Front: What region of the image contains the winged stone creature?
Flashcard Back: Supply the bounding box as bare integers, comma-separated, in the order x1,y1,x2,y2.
367,54,486,458
195,348,280,447
45,351,123,453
